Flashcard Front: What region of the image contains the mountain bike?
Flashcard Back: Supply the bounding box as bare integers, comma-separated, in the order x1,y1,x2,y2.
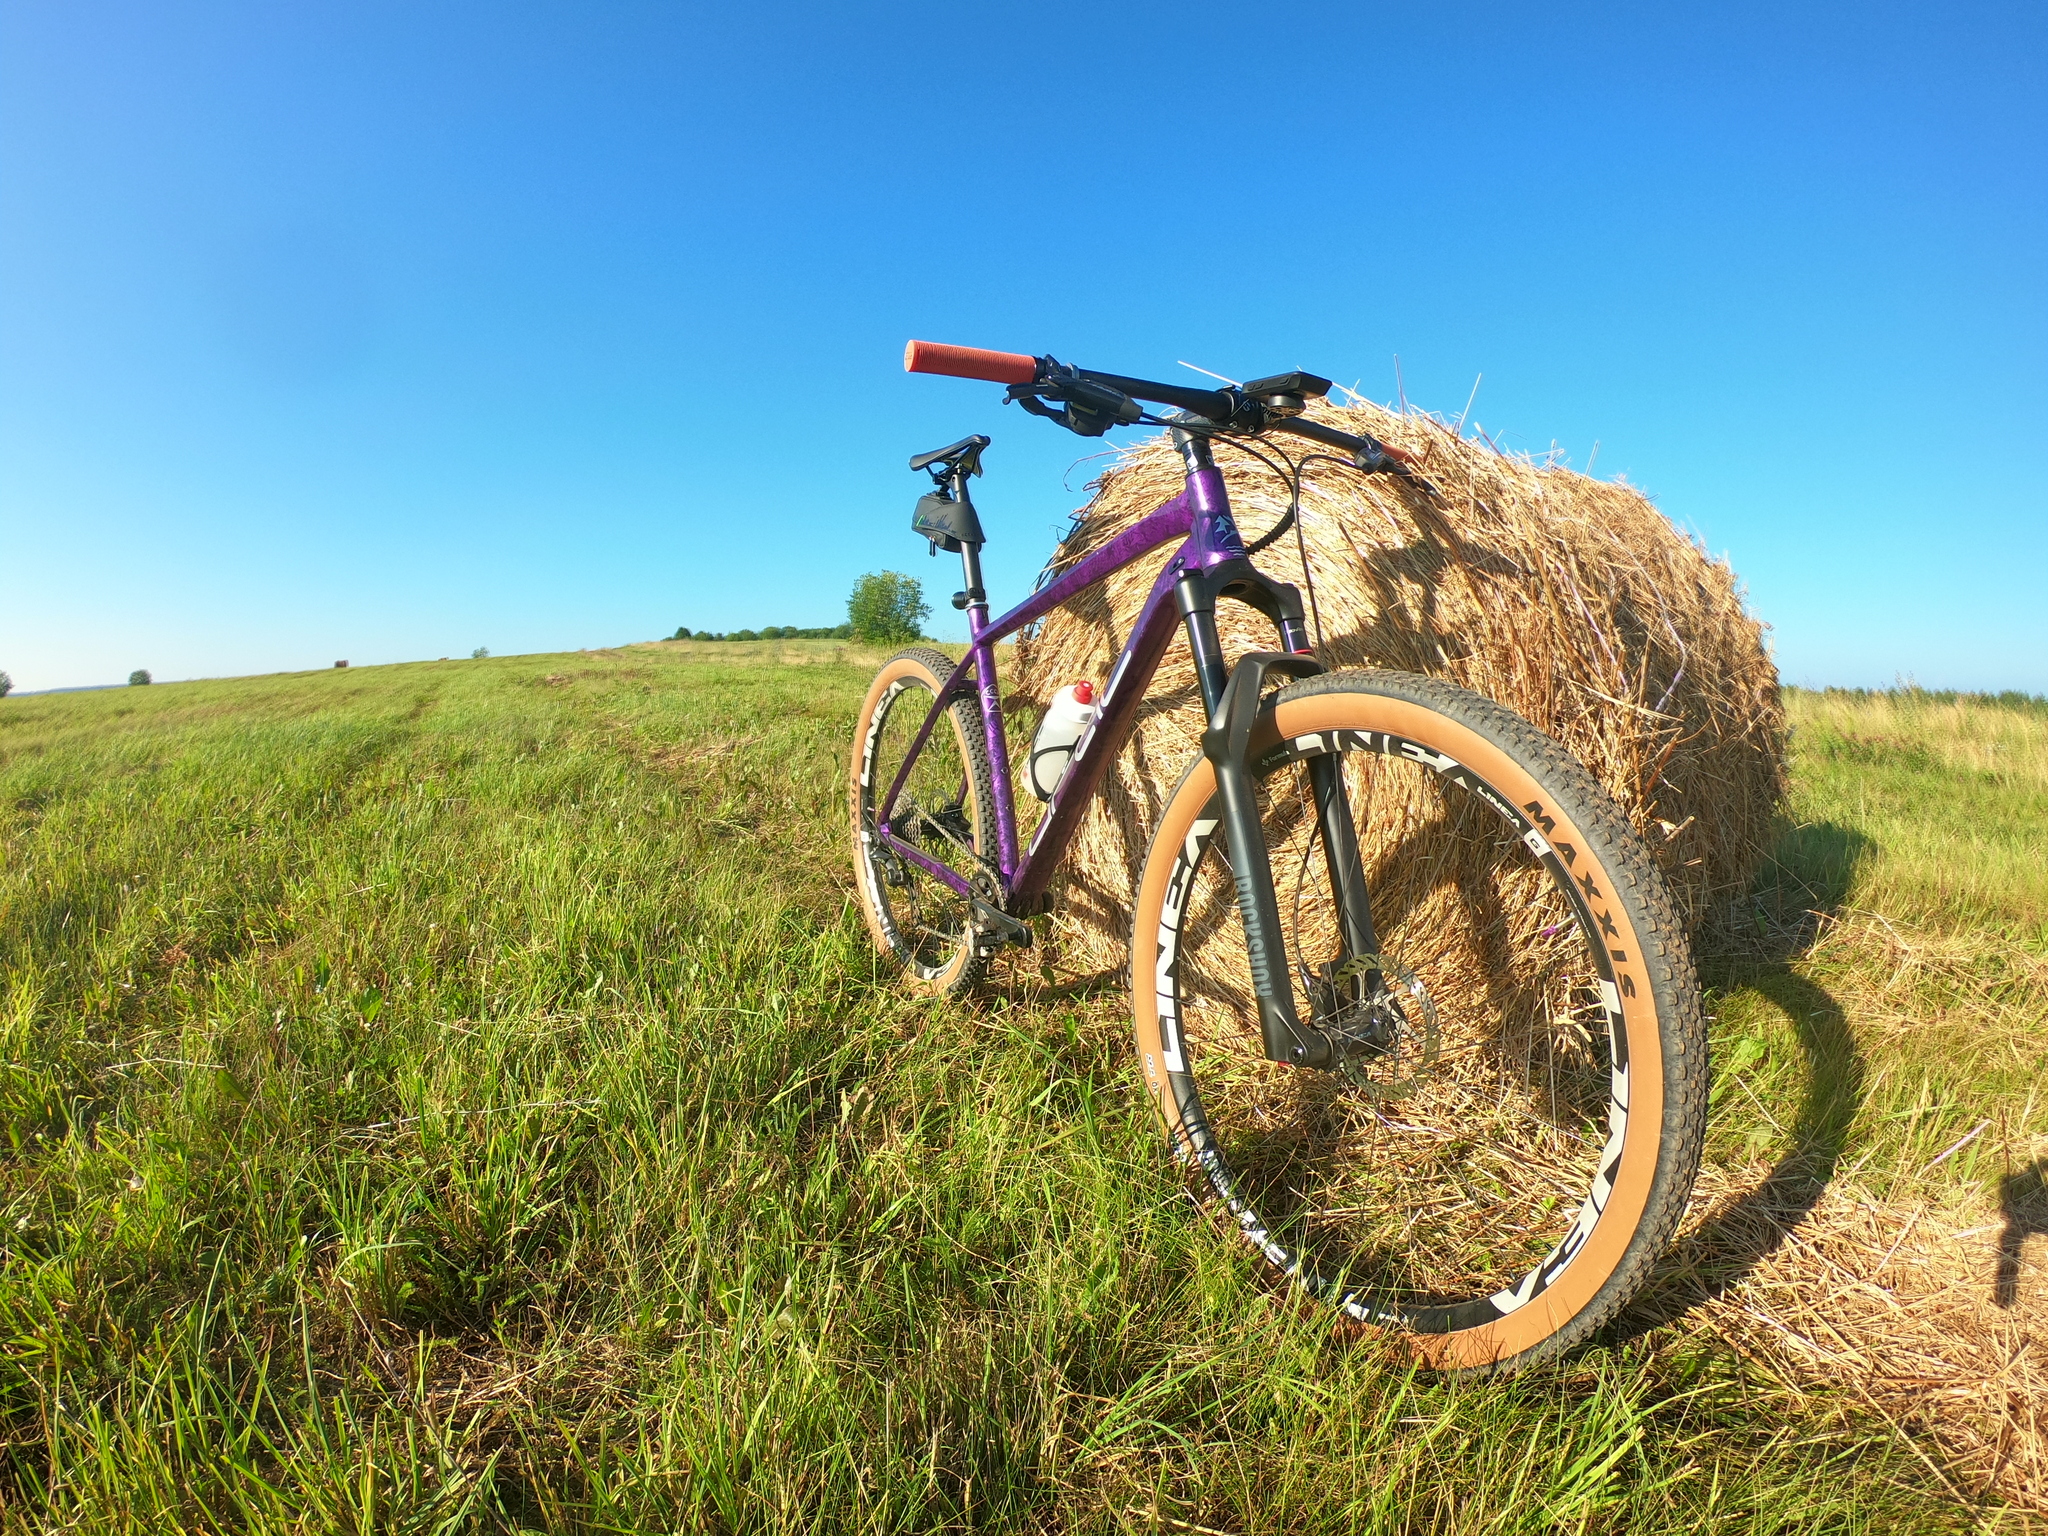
849,341,1706,1374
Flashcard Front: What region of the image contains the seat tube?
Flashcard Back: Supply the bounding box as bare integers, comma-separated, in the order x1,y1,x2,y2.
957,527,1018,879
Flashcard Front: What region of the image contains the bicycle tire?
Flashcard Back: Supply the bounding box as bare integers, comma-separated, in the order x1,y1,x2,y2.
1130,669,1705,1374
850,648,997,995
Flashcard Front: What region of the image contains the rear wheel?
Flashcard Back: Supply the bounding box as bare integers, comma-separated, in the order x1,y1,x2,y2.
850,648,996,995
1130,669,1705,1374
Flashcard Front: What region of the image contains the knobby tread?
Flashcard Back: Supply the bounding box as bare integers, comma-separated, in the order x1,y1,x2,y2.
1158,667,1708,1374
850,647,998,997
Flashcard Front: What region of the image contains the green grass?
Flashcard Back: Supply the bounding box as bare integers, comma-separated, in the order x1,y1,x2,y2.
1702,688,2048,1206
1777,687,2048,938
0,648,2034,1532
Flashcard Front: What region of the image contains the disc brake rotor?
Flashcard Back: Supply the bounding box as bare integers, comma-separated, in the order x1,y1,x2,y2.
1312,952,1441,1100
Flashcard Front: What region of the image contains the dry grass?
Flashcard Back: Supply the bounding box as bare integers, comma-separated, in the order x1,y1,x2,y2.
1679,1171,2047,1515
1642,690,2048,1520
1012,400,1784,972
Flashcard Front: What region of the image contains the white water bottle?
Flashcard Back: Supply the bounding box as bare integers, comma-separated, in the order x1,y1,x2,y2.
1028,682,1098,801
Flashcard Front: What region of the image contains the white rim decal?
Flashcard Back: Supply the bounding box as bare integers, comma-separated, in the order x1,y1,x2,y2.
1157,729,1635,1329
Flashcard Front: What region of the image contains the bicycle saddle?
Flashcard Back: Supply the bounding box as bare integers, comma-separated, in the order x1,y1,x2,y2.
908,435,989,476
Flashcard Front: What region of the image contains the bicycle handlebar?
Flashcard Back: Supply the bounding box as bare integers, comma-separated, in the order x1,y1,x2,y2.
1272,414,1416,468
904,340,1416,471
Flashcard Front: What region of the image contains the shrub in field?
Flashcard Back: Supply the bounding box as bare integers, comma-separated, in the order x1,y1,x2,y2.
672,626,692,640
0,670,10,698
847,571,929,644
127,669,151,686
471,647,489,659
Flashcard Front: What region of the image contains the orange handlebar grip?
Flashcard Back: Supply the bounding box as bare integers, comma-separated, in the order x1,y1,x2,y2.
903,340,1038,384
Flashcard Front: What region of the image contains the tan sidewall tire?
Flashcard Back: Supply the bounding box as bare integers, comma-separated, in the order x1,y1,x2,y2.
849,651,987,996
1131,678,1701,1372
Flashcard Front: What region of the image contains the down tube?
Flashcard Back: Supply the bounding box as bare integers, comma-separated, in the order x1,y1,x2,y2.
1011,560,1187,906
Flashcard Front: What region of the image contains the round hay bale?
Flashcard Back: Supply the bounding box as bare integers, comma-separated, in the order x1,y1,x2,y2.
1009,398,1784,975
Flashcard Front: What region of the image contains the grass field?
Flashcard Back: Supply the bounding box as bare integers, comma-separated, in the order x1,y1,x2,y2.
2,643,2042,1533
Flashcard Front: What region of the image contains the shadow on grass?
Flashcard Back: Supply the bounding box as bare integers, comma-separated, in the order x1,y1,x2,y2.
1996,1161,2047,1309
1617,819,1874,1335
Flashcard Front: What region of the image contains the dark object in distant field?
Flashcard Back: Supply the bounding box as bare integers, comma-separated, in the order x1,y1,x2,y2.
128,669,151,686
334,660,349,669
471,647,490,660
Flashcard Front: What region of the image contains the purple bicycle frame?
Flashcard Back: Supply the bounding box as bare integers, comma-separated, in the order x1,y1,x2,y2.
875,460,1299,909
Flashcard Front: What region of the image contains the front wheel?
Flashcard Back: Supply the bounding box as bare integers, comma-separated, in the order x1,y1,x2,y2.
1130,669,1706,1374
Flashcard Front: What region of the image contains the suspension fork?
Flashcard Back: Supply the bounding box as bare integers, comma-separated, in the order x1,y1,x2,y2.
1177,587,1384,1067
1176,579,1321,1065
1308,752,1383,979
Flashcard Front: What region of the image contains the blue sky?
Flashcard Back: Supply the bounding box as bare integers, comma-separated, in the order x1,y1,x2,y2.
3,1,2042,693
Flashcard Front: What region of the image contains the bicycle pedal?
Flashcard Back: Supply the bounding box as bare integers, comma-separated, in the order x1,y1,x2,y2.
971,899,1034,950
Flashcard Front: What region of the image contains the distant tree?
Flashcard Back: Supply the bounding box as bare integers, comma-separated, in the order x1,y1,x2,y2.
672,626,692,640
847,571,929,644
471,647,490,659
834,622,854,639
0,670,11,699
733,628,759,642
128,669,152,686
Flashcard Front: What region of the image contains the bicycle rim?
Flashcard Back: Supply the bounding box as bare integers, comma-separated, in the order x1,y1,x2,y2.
1132,673,1700,1370
851,651,990,990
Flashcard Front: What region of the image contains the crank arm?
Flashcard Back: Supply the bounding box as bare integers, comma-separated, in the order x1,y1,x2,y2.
970,898,1034,951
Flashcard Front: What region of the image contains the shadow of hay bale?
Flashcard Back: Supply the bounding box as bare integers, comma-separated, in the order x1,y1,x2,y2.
1618,819,1874,1335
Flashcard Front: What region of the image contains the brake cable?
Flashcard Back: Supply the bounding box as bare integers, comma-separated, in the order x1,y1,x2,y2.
1127,413,1393,654
1133,411,1299,553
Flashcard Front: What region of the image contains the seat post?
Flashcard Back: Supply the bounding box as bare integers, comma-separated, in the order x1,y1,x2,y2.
950,463,990,635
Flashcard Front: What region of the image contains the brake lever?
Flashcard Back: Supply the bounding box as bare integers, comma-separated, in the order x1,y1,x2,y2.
1002,356,1146,438
1005,376,1143,437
